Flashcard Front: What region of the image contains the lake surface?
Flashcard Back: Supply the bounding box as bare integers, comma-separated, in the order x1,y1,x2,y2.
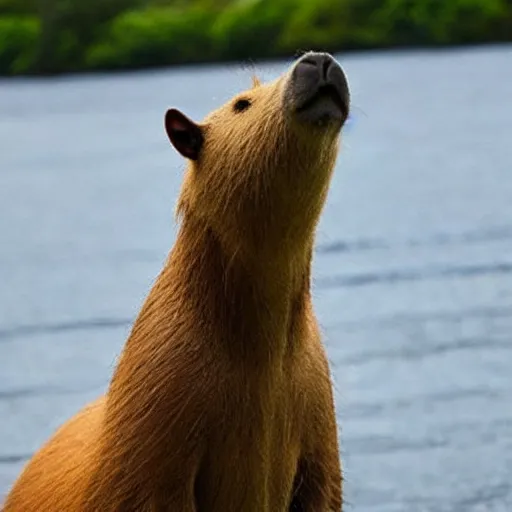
1,45,511,511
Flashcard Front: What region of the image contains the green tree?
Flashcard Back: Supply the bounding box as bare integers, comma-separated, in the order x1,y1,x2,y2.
32,0,144,73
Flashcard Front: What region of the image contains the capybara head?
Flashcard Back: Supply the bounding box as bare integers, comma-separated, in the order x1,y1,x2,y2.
165,52,350,261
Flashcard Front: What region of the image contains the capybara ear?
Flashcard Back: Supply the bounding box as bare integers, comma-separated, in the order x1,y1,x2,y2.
165,109,204,161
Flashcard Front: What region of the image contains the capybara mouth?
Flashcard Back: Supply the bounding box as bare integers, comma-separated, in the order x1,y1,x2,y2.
296,83,348,121
286,52,349,127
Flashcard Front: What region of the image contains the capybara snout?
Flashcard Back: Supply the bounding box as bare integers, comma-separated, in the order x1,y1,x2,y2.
286,51,350,127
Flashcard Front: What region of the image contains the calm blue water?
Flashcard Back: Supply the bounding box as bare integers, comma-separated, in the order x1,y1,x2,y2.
1,45,512,511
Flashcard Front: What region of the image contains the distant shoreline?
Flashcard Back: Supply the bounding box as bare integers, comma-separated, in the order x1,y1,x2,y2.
1,41,511,80
1,0,511,77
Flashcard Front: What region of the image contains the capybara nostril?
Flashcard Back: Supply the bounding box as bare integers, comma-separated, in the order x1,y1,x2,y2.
287,51,350,127
296,52,335,81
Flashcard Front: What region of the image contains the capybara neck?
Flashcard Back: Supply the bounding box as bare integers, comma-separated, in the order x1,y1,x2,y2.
128,210,313,364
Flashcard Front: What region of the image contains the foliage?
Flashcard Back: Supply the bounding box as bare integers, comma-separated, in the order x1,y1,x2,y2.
372,0,510,46
211,0,295,60
0,16,38,74
0,0,511,75
279,0,388,52
87,7,213,69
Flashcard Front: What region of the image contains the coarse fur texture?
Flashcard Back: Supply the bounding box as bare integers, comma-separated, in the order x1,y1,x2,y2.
3,52,349,511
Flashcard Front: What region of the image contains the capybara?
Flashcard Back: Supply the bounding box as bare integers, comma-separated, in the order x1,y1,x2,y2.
3,51,350,511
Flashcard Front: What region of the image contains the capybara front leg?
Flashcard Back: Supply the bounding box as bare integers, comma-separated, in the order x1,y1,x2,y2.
288,452,342,512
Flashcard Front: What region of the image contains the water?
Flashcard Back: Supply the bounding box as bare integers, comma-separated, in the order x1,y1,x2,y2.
1,45,512,511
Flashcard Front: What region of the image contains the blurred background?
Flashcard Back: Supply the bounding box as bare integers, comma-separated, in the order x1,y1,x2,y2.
1,1,512,511
1,0,512,75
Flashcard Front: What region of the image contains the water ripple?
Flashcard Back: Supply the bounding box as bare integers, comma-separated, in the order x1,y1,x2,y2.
348,434,448,456
316,224,512,255
317,261,512,289
329,305,512,331
339,336,512,366
0,317,132,343
0,454,31,465
0,385,100,401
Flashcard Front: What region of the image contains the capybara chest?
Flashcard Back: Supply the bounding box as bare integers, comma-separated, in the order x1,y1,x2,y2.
195,367,304,511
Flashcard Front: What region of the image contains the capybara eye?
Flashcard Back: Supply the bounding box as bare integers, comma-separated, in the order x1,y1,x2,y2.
233,98,251,113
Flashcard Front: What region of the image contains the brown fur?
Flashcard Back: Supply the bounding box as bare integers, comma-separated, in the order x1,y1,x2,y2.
3,63,344,511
